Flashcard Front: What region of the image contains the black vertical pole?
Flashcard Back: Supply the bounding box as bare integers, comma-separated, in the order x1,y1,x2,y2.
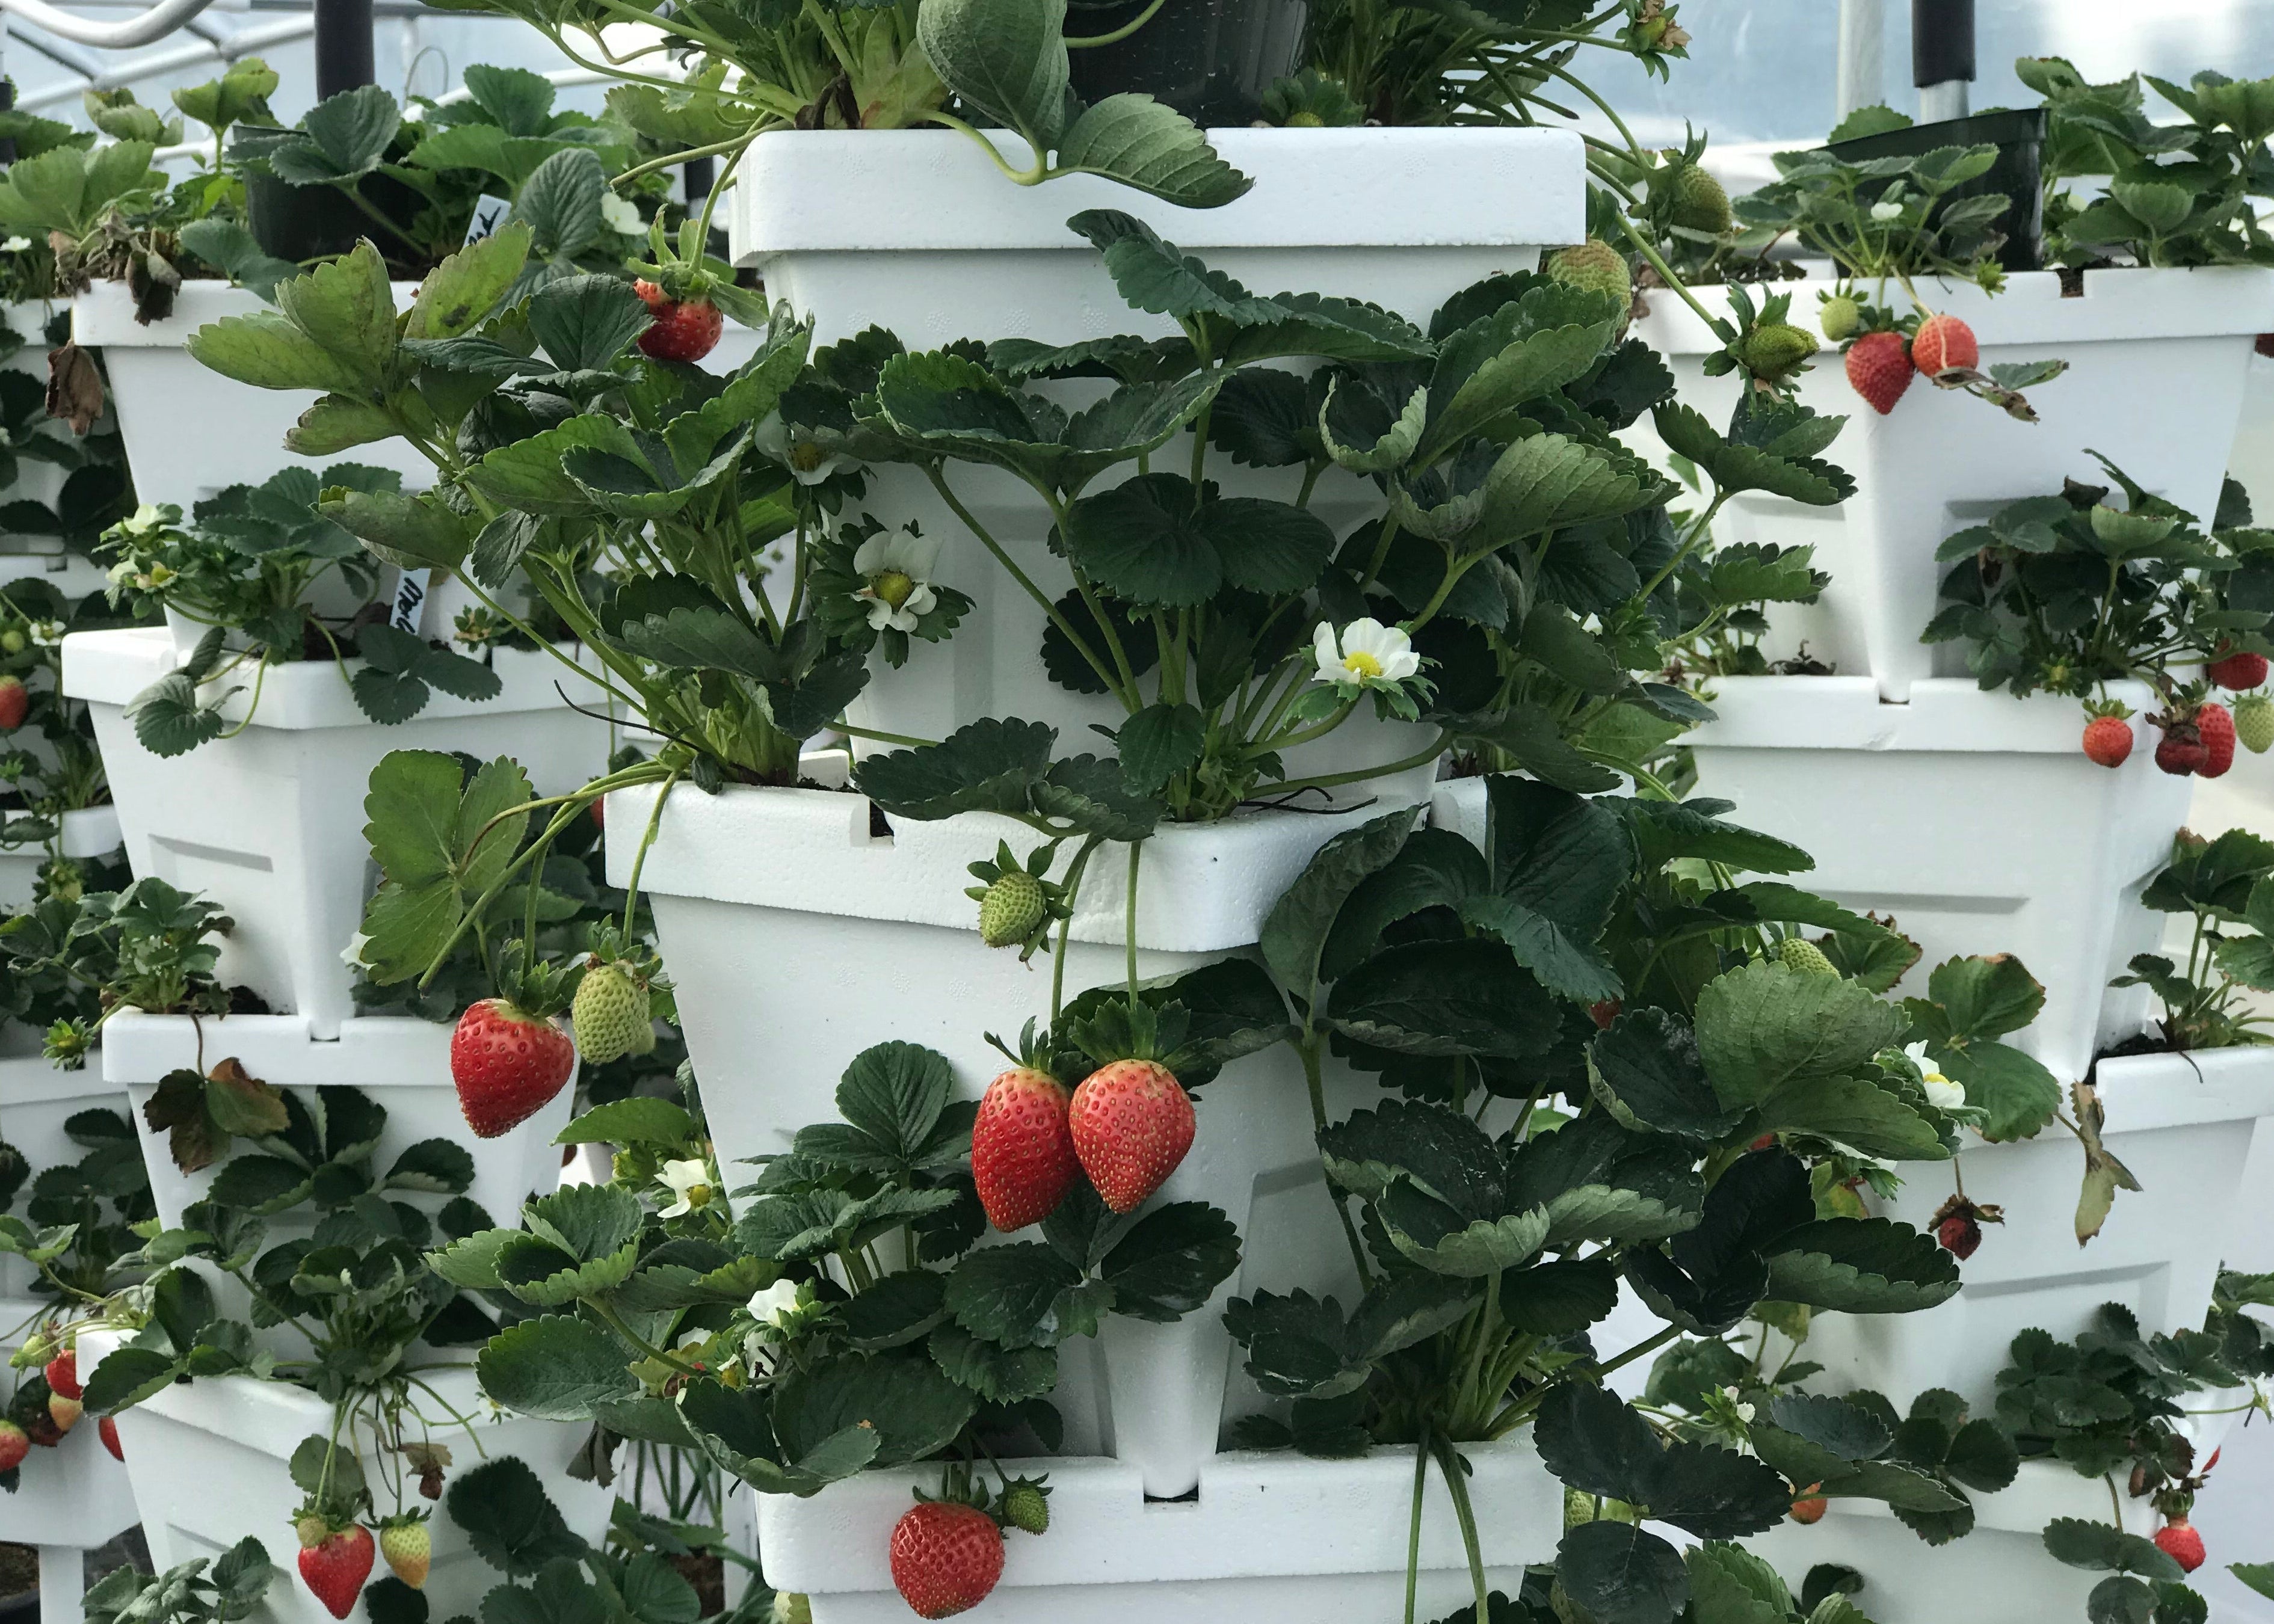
314,0,376,97
1913,0,1975,120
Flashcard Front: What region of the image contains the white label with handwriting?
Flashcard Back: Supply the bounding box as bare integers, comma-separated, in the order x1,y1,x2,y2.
464,195,513,245
390,569,430,635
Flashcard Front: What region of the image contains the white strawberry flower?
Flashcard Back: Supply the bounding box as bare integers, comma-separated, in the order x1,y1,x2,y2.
340,932,372,970
753,410,847,486
1312,617,1422,694
600,193,644,237
655,1158,716,1218
1871,199,1904,221
747,1279,803,1329
851,529,942,633
1903,1041,1967,1112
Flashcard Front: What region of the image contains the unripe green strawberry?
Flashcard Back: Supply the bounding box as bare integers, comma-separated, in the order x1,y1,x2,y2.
1819,295,1860,341
1737,322,1819,384
1777,937,1838,977
2237,693,2274,754
1669,164,1731,235
771,1598,812,1624
978,870,1046,949
379,1519,430,1589
572,962,650,1066
1000,1478,1050,1535
1545,239,1632,309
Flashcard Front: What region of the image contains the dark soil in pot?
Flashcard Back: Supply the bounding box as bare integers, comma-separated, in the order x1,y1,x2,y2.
1064,0,1307,126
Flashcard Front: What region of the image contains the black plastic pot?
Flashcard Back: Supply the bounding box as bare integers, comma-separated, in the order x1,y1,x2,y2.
1825,105,2048,273
1064,0,1308,129
236,132,432,273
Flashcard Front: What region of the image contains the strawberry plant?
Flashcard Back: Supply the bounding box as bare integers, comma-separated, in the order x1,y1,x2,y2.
79,1536,277,1624
1924,464,2274,729
0,876,235,1065
1994,1297,2273,1622
431,1037,1242,1516
1203,775,1995,1617
0,576,134,869
2024,57,2274,270
97,469,510,755
2112,828,2274,1053
822,215,1849,829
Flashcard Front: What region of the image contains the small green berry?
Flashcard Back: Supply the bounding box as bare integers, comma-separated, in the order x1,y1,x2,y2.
978,871,1046,949
0,630,26,655
1776,937,1839,977
1737,322,1820,384
1544,239,1632,310
1819,295,1860,342
572,961,652,1065
1668,164,1731,235
2237,692,2274,754
1000,1479,1050,1535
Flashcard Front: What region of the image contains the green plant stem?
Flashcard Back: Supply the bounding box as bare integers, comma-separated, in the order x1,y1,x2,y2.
620,765,684,938
1403,1439,1428,1624
1300,1032,1373,1290
1124,838,1142,1000
591,1299,707,1377
1435,1436,1492,1622
1269,733,1450,801
1065,0,1167,46
925,467,1124,698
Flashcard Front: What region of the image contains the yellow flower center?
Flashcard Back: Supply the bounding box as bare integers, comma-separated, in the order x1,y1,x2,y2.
1342,650,1384,679
685,1182,712,1208
870,570,916,610
790,441,826,473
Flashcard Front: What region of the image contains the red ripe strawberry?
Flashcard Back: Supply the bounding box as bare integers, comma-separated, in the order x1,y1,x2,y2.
972,1066,1077,1231
0,1420,25,1471
0,677,27,731
1068,1059,1196,1214
2210,647,2270,691
635,280,724,364
43,1345,79,1401
2157,723,2209,777
1846,331,1913,414
451,998,575,1138
298,1524,375,1620
1911,312,1979,377
1935,1209,1981,1258
1790,1484,1828,1524
2198,702,2237,778
2155,1518,2206,1573
98,1415,122,1461
889,1502,1004,1619
2083,715,2133,769
1588,999,1621,1030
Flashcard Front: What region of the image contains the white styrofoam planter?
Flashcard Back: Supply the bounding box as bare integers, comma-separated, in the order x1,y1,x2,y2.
82,1328,611,1624
102,1012,570,1232
64,626,612,1037
72,281,435,508
0,1297,138,1624
735,128,1577,785
1743,1459,2161,1624
0,1042,132,1300
605,780,1390,1496
757,1441,1558,1624
1673,676,2190,1085
0,803,122,911
1632,268,2274,698
1792,1044,2274,1416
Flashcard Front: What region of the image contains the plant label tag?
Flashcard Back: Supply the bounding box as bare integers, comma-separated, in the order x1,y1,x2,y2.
390,568,430,635
464,195,513,245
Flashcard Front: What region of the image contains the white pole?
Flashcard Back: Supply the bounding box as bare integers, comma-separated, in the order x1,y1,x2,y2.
1836,0,1887,121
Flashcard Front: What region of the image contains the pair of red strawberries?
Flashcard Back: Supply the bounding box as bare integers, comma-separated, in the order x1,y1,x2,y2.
972,1058,1195,1226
